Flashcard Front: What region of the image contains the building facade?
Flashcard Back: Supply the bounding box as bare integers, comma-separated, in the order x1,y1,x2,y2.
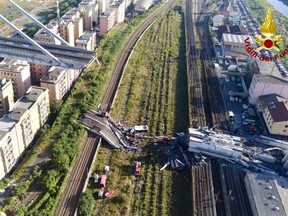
40,67,80,101
0,78,14,117
249,74,288,105
257,94,288,136
0,59,31,100
79,0,99,30
221,33,254,57
99,10,115,34
75,31,96,51
109,0,125,24
0,87,50,179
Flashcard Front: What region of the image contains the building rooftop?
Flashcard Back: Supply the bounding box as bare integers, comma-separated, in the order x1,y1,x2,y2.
229,25,248,34
110,0,123,7
76,31,96,44
256,60,281,77
100,10,114,17
256,74,288,85
41,67,66,83
268,101,288,122
259,94,286,108
222,33,254,44
5,87,47,121
213,14,224,22
0,59,29,72
0,86,47,140
245,172,287,216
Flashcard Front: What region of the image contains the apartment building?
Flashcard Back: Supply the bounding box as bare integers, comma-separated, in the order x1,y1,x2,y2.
0,86,50,179
249,74,288,105
257,94,288,136
75,31,96,51
59,19,75,46
98,0,110,14
67,8,84,41
135,0,152,12
40,67,80,101
109,0,125,24
33,21,61,45
99,10,115,34
0,78,14,117
79,0,99,30
0,59,31,100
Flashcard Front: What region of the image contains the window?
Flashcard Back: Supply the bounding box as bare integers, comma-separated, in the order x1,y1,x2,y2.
283,130,287,132
285,125,288,128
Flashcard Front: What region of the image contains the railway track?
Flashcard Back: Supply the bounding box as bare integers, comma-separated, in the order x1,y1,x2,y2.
56,2,177,215
197,12,225,127
192,162,215,216
185,0,206,127
102,0,177,112
56,134,99,216
220,165,251,216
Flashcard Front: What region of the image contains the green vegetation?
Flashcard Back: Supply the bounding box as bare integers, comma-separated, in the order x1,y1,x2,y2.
0,3,172,214
111,4,189,135
86,1,191,216
78,191,95,216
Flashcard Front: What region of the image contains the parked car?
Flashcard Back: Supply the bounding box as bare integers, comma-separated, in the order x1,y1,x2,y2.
98,188,104,198
135,162,141,176
105,189,114,198
94,173,99,183
104,166,110,174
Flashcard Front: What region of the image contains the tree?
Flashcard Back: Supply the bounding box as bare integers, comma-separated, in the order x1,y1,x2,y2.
43,170,59,193
13,182,30,196
54,153,70,171
78,191,95,216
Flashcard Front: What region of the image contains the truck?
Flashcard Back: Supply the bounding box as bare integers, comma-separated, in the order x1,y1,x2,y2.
98,188,104,198
99,175,107,188
135,162,141,176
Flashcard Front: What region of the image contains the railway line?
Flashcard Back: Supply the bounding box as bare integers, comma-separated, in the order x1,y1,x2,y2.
56,1,177,215
197,13,225,126
101,0,177,112
56,134,100,216
192,161,216,216
220,164,252,216
185,0,206,127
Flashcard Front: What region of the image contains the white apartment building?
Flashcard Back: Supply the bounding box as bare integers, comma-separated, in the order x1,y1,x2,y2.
79,0,99,30
76,31,96,51
40,67,80,101
109,0,125,24
0,59,31,100
0,78,14,117
0,87,50,179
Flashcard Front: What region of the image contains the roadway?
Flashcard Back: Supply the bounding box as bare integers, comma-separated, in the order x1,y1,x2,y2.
0,36,95,69
56,1,177,215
